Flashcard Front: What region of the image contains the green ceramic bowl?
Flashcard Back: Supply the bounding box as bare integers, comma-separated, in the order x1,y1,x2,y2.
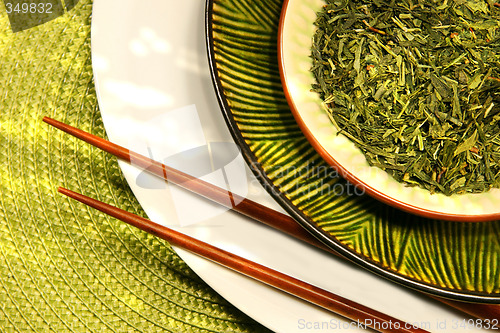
207,0,500,303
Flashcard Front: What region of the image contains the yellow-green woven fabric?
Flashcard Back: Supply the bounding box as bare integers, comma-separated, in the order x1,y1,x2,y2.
0,1,269,332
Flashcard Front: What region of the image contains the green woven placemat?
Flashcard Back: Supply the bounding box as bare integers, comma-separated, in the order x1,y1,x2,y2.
0,2,269,332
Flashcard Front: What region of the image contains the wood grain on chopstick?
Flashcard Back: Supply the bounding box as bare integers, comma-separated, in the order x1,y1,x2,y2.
44,117,500,323
58,187,429,333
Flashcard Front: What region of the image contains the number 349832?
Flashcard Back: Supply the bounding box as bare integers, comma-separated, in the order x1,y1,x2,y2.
5,3,53,14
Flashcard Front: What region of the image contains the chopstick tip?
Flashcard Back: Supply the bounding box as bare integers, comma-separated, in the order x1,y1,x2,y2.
42,116,57,126
58,187,82,202
58,187,70,196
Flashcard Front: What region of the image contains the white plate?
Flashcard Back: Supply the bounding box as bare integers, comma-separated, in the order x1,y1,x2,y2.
91,1,487,331
279,0,500,222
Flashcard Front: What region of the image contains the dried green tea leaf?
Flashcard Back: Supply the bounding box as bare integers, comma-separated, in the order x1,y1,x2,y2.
311,0,500,195
454,130,478,156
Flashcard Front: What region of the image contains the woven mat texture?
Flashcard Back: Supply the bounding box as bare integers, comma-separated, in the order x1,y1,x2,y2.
0,1,269,332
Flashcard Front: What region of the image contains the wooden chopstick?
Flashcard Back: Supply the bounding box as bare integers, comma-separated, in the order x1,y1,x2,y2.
43,117,500,323
43,117,331,253
58,187,429,333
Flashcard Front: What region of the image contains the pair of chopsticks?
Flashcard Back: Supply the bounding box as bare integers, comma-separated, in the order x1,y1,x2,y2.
44,117,500,330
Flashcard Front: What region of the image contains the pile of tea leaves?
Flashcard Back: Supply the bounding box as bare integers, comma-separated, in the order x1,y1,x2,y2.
311,0,500,195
